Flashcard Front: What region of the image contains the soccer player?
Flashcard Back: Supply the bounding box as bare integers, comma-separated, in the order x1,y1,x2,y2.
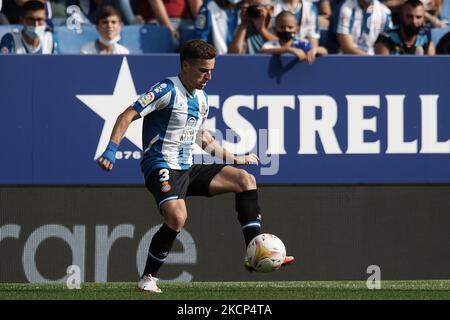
97,39,294,293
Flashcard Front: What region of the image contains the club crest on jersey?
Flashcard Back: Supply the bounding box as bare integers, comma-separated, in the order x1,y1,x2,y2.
200,101,208,117
138,92,155,107
161,181,172,193
195,13,206,30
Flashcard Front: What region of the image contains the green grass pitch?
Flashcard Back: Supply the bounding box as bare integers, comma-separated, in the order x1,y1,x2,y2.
1,280,450,300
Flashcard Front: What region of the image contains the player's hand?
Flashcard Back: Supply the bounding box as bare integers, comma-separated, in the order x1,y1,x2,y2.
234,154,260,165
97,141,118,172
98,156,114,171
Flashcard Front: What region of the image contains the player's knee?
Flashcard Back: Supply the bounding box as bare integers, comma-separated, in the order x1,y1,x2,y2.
161,203,187,231
237,170,257,192
164,213,187,232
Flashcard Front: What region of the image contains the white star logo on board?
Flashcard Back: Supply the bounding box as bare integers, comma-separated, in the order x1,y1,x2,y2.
76,57,143,160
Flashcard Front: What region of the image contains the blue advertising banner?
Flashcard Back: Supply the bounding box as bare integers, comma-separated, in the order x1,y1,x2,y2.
0,55,449,184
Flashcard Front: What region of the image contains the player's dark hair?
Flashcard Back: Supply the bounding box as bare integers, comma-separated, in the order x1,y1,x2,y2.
20,1,45,17
403,0,424,9
275,10,297,25
96,4,122,25
180,39,217,64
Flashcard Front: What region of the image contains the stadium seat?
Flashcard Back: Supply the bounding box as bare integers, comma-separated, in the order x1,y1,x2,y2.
0,25,21,42
179,24,197,47
431,26,450,46
441,0,450,22
120,25,176,53
54,25,98,54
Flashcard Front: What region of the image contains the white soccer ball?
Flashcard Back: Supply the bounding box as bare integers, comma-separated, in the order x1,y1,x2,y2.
246,233,286,273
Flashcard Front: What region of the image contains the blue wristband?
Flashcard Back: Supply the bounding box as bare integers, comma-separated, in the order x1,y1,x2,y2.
101,141,118,164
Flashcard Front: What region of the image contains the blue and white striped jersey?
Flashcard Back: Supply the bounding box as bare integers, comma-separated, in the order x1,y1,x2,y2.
195,1,239,55
272,0,320,41
0,28,57,54
337,0,392,54
132,76,209,178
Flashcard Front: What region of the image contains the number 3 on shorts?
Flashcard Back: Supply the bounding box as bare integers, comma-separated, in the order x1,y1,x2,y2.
159,169,170,182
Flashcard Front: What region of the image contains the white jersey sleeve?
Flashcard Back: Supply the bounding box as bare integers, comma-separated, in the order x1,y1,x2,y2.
132,79,174,117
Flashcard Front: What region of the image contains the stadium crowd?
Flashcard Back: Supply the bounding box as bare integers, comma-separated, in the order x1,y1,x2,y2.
0,0,449,57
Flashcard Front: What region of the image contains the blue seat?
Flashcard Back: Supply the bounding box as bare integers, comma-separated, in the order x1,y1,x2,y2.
54,25,98,54
431,26,450,46
179,24,197,47
441,0,450,22
0,25,21,42
120,25,176,53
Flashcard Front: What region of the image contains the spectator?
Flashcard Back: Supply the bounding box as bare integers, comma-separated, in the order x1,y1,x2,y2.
138,0,203,39
228,0,278,54
271,0,321,47
0,0,57,54
380,0,405,24
421,0,448,28
2,0,53,26
375,0,435,54
112,0,141,25
81,4,130,54
324,0,345,53
337,0,392,55
436,31,450,54
261,10,327,63
194,0,240,54
318,0,332,29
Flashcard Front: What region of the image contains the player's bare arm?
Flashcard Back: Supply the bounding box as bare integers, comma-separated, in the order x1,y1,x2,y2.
97,106,140,171
198,129,260,165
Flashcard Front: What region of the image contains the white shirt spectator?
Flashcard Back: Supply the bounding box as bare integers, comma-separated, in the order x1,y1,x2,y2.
81,40,130,54
337,0,392,54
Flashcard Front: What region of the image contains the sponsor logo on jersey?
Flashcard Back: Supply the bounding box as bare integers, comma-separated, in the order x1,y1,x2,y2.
196,13,206,30
161,181,172,192
138,92,155,107
200,101,208,117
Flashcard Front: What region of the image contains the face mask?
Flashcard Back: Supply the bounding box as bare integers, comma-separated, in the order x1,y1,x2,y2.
24,25,46,39
99,35,121,46
403,24,420,37
276,31,295,42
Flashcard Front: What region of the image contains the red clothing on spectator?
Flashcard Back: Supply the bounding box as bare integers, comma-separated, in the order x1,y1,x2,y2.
138,0,191,21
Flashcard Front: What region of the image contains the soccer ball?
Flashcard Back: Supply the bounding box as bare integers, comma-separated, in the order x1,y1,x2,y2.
246,233,286,273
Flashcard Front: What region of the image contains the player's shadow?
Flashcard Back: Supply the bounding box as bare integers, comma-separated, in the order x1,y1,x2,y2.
267,54,300,84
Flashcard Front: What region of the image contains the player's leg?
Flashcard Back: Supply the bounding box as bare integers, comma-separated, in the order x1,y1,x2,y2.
208,166,294,271
208,166,261,247
142,199,187,275
139,169,189,292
